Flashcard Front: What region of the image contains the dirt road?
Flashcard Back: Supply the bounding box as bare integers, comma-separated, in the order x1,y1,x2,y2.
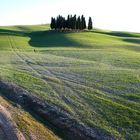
0,105,26,140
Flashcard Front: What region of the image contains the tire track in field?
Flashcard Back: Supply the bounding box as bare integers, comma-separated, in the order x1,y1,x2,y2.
9,35,108,112
8,35,60,96
8,36,77,104
9,35,86,87
9,35,114,117
8,35,41,77
9,36,73,84
8,35,92,109
8,35,104,115
8,35,104,125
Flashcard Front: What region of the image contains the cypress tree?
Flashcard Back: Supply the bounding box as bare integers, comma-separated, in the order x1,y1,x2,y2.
63,17,66,29
70,15,72,28
59,15,63,29
69,15,73,29
79,16,83,30
50,17,53,29
50,17,55,29
56,16,59,29
81,15,86,30
56,15,63,29
73,15,77,29
83,17,86,29
81,15,84,29
67,15,70,29
76,18,78,30
76,16,81,30
88,17,93,30
53,18,56,29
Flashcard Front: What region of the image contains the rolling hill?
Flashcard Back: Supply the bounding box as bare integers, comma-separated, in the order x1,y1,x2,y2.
0,25,140,140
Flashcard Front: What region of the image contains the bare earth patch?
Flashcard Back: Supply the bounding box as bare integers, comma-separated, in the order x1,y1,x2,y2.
0,105,26,140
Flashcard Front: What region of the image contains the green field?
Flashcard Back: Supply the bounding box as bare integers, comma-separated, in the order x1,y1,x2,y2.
0,25,140,139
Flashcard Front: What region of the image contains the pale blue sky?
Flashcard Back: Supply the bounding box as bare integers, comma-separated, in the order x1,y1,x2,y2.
0,0,140,32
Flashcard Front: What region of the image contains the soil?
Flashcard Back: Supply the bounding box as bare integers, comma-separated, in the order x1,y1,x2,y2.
0,105,26,140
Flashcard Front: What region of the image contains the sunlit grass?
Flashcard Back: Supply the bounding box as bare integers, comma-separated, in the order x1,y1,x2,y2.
0,25,140,139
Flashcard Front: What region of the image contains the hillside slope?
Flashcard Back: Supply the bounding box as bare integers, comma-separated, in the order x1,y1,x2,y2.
0,25,140,139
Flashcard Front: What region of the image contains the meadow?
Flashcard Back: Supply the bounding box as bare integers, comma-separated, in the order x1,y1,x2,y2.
0,25,140,139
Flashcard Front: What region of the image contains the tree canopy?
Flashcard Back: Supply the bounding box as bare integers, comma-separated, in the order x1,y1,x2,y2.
50,15,93,31
88,17,93,30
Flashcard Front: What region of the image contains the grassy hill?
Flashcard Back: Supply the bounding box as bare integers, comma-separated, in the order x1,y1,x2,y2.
0,25,140,139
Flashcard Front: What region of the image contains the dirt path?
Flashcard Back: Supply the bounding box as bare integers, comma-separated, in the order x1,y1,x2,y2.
0,105,26,140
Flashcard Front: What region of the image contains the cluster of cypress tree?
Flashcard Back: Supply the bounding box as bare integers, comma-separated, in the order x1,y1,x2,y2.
51,15,93,30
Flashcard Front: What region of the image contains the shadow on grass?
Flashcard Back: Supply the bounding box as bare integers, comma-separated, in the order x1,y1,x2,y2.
28,31,89,48
123,38,140,45
2,28,140,49
0,29,25,36
94,30,140,38
0,29,90,48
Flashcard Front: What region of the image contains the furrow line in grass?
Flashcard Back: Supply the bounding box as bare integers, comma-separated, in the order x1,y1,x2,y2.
8,35,73,101
7,35,57,94
0,80,117,140
12,36,78,94
9,36,93,116
8,35,41,77
45,71,135,116
8,36,124,106
44,52,140,72
57,76,140,114
7,36,138,115
8,36,47,78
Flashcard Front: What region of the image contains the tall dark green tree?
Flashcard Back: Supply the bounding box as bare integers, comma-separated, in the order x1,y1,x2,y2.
67,15,70,29
50,17,55,29
79,16,83,30
63,17,66,29
83,17,86,29
81,15,85,30
88,17,93,30
76,16,80,30
69,15,73,29
73,15,77,29
50,14,93,31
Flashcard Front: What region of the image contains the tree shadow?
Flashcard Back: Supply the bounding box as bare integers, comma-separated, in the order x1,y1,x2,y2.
28,31,89,48
123,38,140,45
0,29,91,48
94,30,140,38
0,29,25,36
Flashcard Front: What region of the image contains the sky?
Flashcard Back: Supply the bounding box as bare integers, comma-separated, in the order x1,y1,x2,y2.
0,0,140,32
